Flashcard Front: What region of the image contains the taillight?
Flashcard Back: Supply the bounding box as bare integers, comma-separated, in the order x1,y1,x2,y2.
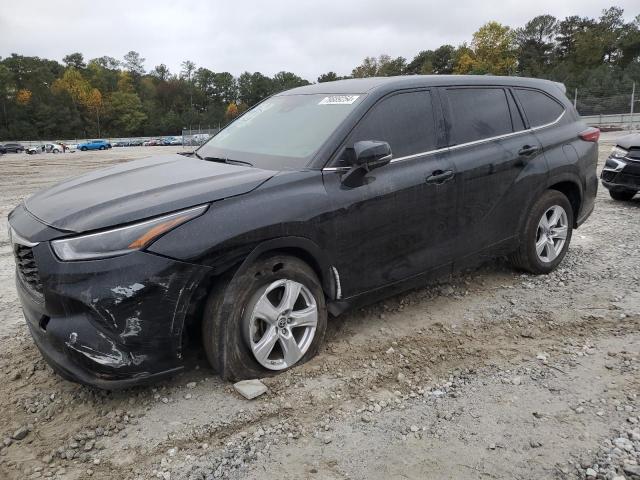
579,127,600,142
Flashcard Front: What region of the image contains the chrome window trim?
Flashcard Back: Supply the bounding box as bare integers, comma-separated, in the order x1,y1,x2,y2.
322,110,565,172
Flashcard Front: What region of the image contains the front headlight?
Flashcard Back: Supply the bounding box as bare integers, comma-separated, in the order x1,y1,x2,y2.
610,146,628,159
51,204,208,261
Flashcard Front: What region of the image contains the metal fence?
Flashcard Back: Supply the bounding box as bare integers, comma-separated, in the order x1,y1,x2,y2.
571,81,638,129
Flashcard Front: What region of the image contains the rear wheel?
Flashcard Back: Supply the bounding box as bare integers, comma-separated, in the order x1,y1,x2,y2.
202,255,327,381
80,147,87,151
609,189,636,201
99,146,105,150
509,190,573,274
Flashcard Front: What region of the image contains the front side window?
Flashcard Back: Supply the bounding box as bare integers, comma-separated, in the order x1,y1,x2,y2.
343,91,437,160
514,88,565,127
198,94,364,170
446,88,513,145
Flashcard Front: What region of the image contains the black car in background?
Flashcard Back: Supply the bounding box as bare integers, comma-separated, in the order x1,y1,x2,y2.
601,133,640,201
2,143,25,153
8,75,598,388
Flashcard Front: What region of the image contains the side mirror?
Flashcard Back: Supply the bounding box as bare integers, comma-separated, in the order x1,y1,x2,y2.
352,140,392,171
341,140,392,187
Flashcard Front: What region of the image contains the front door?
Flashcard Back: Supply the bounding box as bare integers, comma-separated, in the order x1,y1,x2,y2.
322,90,458,298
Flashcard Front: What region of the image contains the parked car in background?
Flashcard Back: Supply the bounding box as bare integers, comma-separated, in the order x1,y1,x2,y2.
129,139,144,146
77,140,112,151
601,133,639,201
7,75,598,388
26,143,65,154
26,145,43,154
2,143,25,153
169,136,183,145
184,134,211,146
113,141,130,147
0,144,7,154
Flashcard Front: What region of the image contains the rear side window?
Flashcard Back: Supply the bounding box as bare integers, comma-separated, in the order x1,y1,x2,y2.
446,88,513,145
347,91,436,158
514,89,564,127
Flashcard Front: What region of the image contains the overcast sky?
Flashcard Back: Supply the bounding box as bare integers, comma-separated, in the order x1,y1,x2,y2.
1,1,638,80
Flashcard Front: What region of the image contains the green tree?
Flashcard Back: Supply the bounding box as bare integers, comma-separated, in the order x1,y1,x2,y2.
455,22,517,75
107,91,146,134
272,71,309,92
238,72,273,106
63,52,86,69
352,56,379,78
123,51,145,75
151,64,171,81
317,72,340,82
516,15,558,76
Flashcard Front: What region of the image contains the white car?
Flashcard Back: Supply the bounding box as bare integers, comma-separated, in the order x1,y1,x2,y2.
26,143,65,154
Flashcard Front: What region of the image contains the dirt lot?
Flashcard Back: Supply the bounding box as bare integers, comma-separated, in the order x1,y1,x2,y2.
0,140,639,480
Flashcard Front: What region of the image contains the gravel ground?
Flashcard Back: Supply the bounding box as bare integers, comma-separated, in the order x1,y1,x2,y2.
0,138,638,480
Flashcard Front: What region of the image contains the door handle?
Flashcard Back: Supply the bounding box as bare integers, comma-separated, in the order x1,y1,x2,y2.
518,145,539,157
425,169,454,185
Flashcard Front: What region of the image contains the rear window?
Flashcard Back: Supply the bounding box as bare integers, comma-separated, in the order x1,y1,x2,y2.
446,88,513,145
345,90,436,158
514,89,564,127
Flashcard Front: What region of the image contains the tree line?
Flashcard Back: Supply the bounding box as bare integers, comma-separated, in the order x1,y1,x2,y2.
0,6,638,140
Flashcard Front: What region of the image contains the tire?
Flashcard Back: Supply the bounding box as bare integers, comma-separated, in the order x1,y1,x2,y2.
609,189,636,201
99,146,105,150
509,190,574,274
80,147,87,151
53,149,59,154
202,254,327,381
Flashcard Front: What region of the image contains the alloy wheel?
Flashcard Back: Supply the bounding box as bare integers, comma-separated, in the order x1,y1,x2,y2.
245,279,318,370
535,205,568,263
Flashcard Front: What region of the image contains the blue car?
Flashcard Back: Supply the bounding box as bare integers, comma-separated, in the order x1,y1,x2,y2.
77,140,112,151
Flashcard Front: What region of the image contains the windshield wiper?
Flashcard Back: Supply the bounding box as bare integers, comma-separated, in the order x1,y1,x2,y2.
203,156,253,167
193,151,203,160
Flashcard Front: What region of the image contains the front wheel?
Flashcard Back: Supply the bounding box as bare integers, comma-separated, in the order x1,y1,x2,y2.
80,147,87,151
202,255,327,381
509,190,574,274
99,146,105,150
609,189,637,201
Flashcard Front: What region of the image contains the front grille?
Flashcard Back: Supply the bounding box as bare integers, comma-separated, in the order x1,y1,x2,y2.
617,173,640,187
13,244,44,299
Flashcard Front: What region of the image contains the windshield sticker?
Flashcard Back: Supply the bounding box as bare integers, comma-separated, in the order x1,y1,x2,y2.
318,95,360,105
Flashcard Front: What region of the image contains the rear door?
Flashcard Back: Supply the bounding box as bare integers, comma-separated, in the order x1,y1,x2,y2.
441,86,546,263
323,89,457,297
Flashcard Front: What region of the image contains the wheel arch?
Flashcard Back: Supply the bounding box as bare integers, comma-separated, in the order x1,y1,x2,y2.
177,236,338,355
547,177,582,227
234,236,338,301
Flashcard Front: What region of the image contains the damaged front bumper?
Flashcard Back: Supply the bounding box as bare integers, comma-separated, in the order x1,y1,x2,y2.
10,207,212,389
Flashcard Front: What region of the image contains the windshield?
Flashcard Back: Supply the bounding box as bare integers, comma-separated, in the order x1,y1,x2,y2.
197,93,364,170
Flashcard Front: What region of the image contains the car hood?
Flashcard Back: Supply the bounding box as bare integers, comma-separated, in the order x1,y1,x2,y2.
616,134,640,150
24,154,276,232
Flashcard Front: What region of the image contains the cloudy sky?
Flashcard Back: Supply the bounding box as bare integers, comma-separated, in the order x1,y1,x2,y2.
1,0,638,80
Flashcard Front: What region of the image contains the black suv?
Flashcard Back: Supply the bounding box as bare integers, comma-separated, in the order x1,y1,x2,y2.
8,76,598,388
2,143,25,153
601,133,639,201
